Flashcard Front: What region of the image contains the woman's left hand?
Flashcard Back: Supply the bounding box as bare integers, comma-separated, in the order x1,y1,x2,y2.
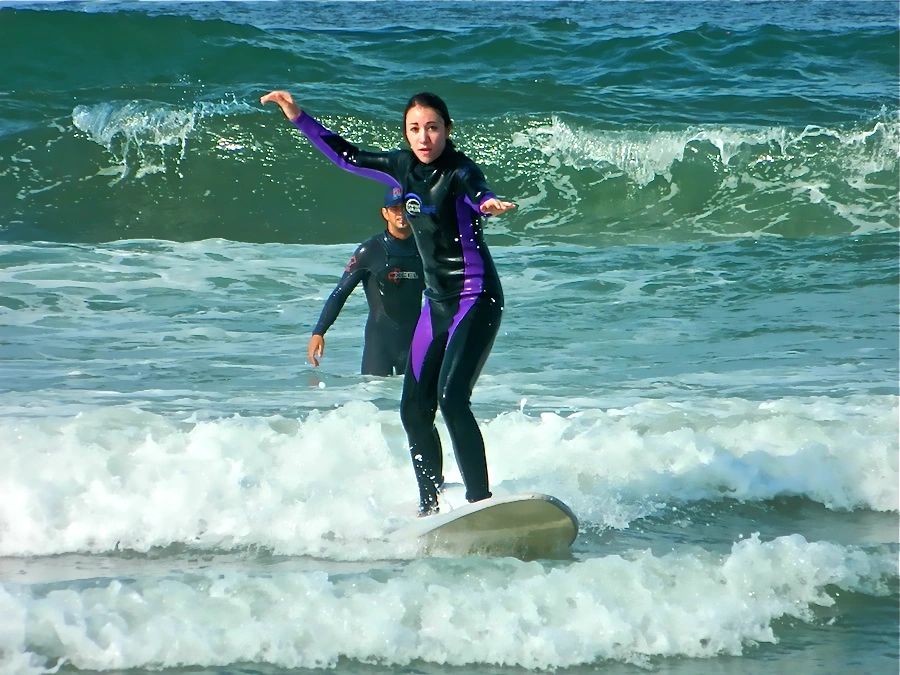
480,198,517,216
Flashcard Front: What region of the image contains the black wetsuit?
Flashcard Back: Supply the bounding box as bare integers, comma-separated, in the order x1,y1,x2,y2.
313,230,424,376
294,112,503,511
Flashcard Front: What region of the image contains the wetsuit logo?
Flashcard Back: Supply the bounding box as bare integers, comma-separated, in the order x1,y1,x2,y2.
405,197,421,216
344,255,358,273
404,193,436,218
387,267,419,283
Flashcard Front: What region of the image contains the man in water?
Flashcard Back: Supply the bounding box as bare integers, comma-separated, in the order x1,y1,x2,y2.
307,186,424,376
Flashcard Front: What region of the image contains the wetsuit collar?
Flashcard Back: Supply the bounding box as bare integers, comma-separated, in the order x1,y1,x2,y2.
384,228,414,244
411,141,458,173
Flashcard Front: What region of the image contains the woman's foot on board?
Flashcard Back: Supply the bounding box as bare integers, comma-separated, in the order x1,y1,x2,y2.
418,502,439,518
417,475,444,517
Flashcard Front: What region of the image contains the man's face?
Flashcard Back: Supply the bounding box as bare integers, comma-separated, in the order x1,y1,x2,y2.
383,204,409,235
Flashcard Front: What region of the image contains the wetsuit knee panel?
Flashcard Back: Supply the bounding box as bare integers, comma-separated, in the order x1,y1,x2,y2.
436,383,472,417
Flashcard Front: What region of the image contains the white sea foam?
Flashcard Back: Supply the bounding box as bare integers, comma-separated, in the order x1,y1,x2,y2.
0,535,894,672
512,115,900,187
0,393,895,558
71,97,255,182
505,114,899,236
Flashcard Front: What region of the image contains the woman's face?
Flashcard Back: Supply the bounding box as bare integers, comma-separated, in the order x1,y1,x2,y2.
405,105,450,164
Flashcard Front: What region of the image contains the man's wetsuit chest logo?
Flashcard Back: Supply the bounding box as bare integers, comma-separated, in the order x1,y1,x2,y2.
380,237,422,286
387,267,420,283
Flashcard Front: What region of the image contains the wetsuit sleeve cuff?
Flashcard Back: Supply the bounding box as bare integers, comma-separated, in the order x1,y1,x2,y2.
475,192,497,214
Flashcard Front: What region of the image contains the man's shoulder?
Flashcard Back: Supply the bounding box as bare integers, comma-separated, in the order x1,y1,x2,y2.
359,231,384,247
352,232,389,263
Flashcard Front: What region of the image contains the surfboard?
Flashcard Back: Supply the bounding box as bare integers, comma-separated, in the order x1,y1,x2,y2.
391,489,578,559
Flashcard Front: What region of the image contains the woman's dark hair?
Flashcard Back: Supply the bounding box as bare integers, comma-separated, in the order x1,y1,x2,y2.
403,92,452,129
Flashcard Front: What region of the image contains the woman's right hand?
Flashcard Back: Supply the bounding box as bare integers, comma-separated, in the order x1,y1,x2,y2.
480,197,517,216
307,334,325,367
260,90,303,121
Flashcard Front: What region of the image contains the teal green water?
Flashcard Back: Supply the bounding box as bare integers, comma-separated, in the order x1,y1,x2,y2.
0,2,897,674
0,1,897,244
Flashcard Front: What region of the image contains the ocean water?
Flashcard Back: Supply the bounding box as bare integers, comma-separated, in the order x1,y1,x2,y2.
0,1,897,674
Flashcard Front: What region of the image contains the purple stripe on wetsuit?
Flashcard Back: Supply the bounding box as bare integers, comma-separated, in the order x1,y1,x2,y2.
409,195,487,381
451,192,485,322
410,303,433,381
292,113,400,190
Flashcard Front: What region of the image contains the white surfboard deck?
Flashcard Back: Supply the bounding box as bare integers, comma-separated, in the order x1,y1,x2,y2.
390,484,578,559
